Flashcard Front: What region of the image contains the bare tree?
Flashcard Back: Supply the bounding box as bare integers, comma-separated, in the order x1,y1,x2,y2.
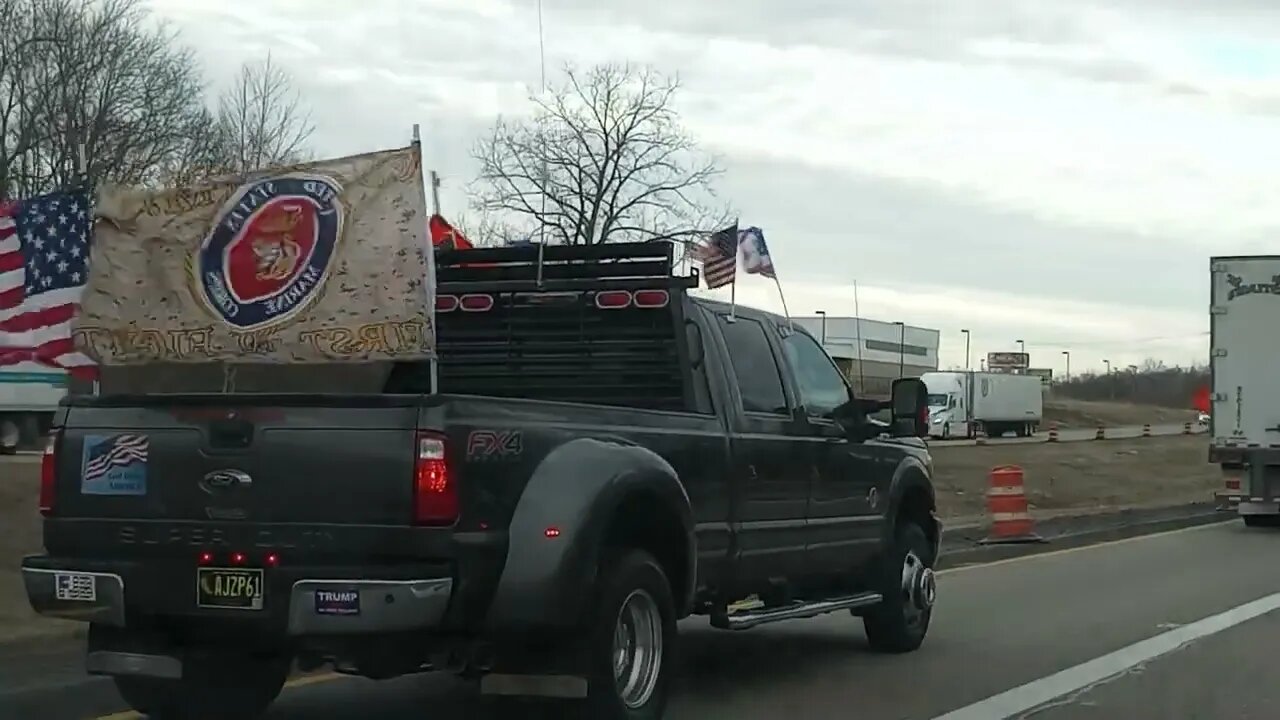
209,53,314,175
471,63,731,246
0,0,212,198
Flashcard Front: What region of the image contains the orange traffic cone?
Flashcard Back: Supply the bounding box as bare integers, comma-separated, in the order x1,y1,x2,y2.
1048,423,1059,443
979,465,1047,545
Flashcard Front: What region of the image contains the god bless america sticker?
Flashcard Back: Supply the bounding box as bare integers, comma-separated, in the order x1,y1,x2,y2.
195,173,345,331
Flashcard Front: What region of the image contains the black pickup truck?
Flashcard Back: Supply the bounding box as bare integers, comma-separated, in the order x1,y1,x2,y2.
22,242,939,720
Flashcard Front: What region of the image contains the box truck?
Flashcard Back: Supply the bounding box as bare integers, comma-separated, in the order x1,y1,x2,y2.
921,370,1043,439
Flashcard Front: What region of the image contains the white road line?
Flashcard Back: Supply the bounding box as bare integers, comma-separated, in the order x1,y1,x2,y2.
931,590,1280,720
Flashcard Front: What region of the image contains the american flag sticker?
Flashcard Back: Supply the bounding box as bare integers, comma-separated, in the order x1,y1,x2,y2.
80,434,148,496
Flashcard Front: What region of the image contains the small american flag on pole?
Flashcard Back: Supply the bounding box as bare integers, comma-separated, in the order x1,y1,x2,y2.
82,434,149,483
0,190,96,377
692,222,740,289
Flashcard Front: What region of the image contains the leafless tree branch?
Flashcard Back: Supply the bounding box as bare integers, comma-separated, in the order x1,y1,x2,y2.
469,62,732,245
0,0,215,198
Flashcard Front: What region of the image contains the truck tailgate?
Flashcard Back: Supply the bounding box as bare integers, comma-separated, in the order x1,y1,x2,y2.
53,395,421,525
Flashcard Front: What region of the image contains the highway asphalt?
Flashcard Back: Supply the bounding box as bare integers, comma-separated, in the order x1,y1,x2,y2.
6,517,1280,719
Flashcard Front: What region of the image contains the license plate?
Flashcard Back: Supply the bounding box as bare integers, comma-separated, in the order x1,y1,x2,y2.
196,567,265,610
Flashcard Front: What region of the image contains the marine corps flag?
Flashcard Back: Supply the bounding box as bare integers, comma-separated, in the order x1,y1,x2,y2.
78,144,435,364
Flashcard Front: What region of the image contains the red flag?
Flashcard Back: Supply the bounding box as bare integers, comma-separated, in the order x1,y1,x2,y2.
1192,385,1210,413
429,214,474,251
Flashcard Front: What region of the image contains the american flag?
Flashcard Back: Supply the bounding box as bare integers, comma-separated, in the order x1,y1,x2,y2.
692,222,740,289
0,190,96,376
83,434,149,483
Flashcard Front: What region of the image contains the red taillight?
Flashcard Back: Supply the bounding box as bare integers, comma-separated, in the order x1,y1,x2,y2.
632,290,669,308
459,293,494,312
917,406,928,435
436,294,459,312
595,290,632,309
39,431,58,516
414,431,458,525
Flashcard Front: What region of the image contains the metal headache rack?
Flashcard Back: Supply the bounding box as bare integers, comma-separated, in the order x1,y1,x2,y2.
427,242,697,411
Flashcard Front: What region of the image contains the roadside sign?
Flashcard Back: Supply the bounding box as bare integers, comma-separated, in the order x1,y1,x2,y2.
987,351,1030,370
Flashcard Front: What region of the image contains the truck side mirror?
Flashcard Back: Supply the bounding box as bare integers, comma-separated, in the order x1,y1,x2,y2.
890,378,929,438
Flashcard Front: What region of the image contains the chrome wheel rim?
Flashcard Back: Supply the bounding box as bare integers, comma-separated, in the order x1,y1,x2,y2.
901,550,936,625
612,588,663,709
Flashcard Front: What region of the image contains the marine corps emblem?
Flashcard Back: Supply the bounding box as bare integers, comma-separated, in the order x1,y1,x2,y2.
195,173,345,331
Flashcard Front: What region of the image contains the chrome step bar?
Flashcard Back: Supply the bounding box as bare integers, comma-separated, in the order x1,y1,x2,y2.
711,591,884,631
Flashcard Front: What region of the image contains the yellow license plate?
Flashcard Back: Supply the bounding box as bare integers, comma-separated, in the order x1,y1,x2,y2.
196,567,265,610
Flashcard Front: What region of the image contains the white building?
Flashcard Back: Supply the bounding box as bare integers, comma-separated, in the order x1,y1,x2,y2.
792,316,940,399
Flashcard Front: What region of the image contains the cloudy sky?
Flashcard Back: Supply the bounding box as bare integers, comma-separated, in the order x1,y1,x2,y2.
147,0,1280,374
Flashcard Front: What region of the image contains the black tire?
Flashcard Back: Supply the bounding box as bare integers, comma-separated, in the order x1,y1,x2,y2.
942,423,950,440
579,549,677,720
863,521,936,653
113,653,289,719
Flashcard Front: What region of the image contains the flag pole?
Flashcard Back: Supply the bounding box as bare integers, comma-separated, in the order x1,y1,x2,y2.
75,142,100,397
773,277,794,330
534,0,548,287
414,124,440,396
728,222,740,321
853,279,866,395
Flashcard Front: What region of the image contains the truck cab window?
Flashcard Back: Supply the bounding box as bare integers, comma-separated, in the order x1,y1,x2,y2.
782,331,851,418
716,315,788,414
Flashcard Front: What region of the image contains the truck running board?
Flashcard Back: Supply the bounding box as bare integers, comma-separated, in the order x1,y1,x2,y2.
711,591,884,631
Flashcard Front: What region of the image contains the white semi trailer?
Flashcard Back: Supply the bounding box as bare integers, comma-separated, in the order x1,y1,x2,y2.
0,362,67,453
920,370,1043,439
1208,255,1280,526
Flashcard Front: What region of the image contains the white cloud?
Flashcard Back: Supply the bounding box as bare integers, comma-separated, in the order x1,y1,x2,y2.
694,272,1208,373
142,0,1271,372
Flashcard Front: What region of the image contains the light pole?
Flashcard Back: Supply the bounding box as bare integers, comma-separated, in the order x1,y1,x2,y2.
1104,359,1111,374
815,310,827,345
1061,350,1070,381
961,328,971,370
1016,339,1025,354
893,321,905,377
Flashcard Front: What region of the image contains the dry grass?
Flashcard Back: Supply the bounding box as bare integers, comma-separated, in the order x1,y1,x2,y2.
1043,398,1199,428
932,434,1219,519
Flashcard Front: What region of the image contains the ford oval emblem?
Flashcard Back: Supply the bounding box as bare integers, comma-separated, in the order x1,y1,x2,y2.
200,469,253,495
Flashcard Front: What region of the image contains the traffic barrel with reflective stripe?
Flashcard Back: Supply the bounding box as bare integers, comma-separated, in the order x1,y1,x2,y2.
1142,423,1151,438
1048,423,1059,443
1094,426,1105,440
1183,422,1192,435
979,465,1047,545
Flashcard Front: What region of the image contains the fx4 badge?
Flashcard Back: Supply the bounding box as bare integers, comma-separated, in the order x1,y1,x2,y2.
466,430,523,461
